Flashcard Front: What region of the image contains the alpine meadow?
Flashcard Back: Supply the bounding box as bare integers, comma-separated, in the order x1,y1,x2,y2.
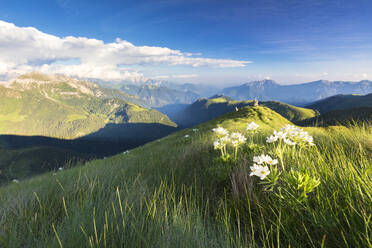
0,1,372,247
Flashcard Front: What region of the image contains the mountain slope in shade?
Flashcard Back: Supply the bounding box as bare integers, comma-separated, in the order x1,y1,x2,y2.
299,107,372,126
0,144,93,185
221,79,372,105
305,93,372,113
0,72,176,139
173,95,317,127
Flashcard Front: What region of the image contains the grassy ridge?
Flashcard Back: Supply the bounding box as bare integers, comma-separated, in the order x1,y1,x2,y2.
299,107,372,126
306,93,372,113
174,96,317,127
0,106,371,247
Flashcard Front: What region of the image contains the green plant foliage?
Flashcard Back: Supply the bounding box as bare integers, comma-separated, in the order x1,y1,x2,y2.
284,169,321,203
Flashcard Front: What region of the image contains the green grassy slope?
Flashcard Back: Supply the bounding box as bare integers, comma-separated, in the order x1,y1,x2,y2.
299,107,372,126
174,96,317,127
1,106,370,247
306,93,372,113
0,73,175,139
0,146,93,185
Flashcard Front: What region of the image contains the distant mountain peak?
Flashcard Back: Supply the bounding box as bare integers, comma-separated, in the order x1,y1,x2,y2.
221,79,372,105
243,79,279,86
8,72,102,96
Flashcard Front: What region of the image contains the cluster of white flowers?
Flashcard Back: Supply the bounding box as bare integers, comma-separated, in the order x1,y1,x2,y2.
230,132,247,147
250,164,270,180
266,124,315,146
253,154,278,166
246,121,259,131
213,127,247,149
212,127,229,137
250,154,277,180
212,126,247,159
58,167,63,171
123,150,130,155
184,134,190,138
12,179,19,183
213,135,231,149
192,128,199,132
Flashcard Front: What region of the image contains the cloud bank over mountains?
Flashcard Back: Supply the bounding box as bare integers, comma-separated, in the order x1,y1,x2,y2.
0,20,250,82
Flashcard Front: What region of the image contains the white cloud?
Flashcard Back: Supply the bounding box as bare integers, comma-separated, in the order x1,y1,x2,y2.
172,74,198,79
362,73,368,78
0,20,251,82
152,75,170,79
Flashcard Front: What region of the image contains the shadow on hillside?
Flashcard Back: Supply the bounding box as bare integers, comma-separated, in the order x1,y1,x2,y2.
0,123,178,184
1,123,178,156
156,103,189,121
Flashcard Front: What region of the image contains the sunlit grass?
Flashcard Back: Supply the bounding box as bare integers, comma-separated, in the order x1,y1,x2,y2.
0,107,370,247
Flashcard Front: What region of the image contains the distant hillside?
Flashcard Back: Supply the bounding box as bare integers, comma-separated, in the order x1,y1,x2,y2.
220,79,372,105
119,84,199,108
173,96,317,127
306,93,372,113
0,72,176,139
299,107,372,126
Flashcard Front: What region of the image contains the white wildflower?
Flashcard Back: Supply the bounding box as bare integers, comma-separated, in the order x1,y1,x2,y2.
250,164,261,177
253,154,267,164
265,157,278,166
192,128,199,132
220,135,231,144
58,167,63,171
213,140,223,150
281,124,300,133
212,127,229,136
250,164,270,180
184,134,190,138
246,122,259,131
274,130,287,139
230,132,247,147
253,154,277,166
284,138,296,146
288,130,299,137
266,135,278,143
258,166,270,180
12,179,19,183
267,125,315,146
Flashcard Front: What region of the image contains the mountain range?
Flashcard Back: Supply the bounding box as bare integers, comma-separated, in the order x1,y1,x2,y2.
0,72,175,139
96,79,219,108
220,79,372,105
119,84,199,108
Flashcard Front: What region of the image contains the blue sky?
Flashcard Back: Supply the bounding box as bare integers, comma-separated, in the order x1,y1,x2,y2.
1,0,372,85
